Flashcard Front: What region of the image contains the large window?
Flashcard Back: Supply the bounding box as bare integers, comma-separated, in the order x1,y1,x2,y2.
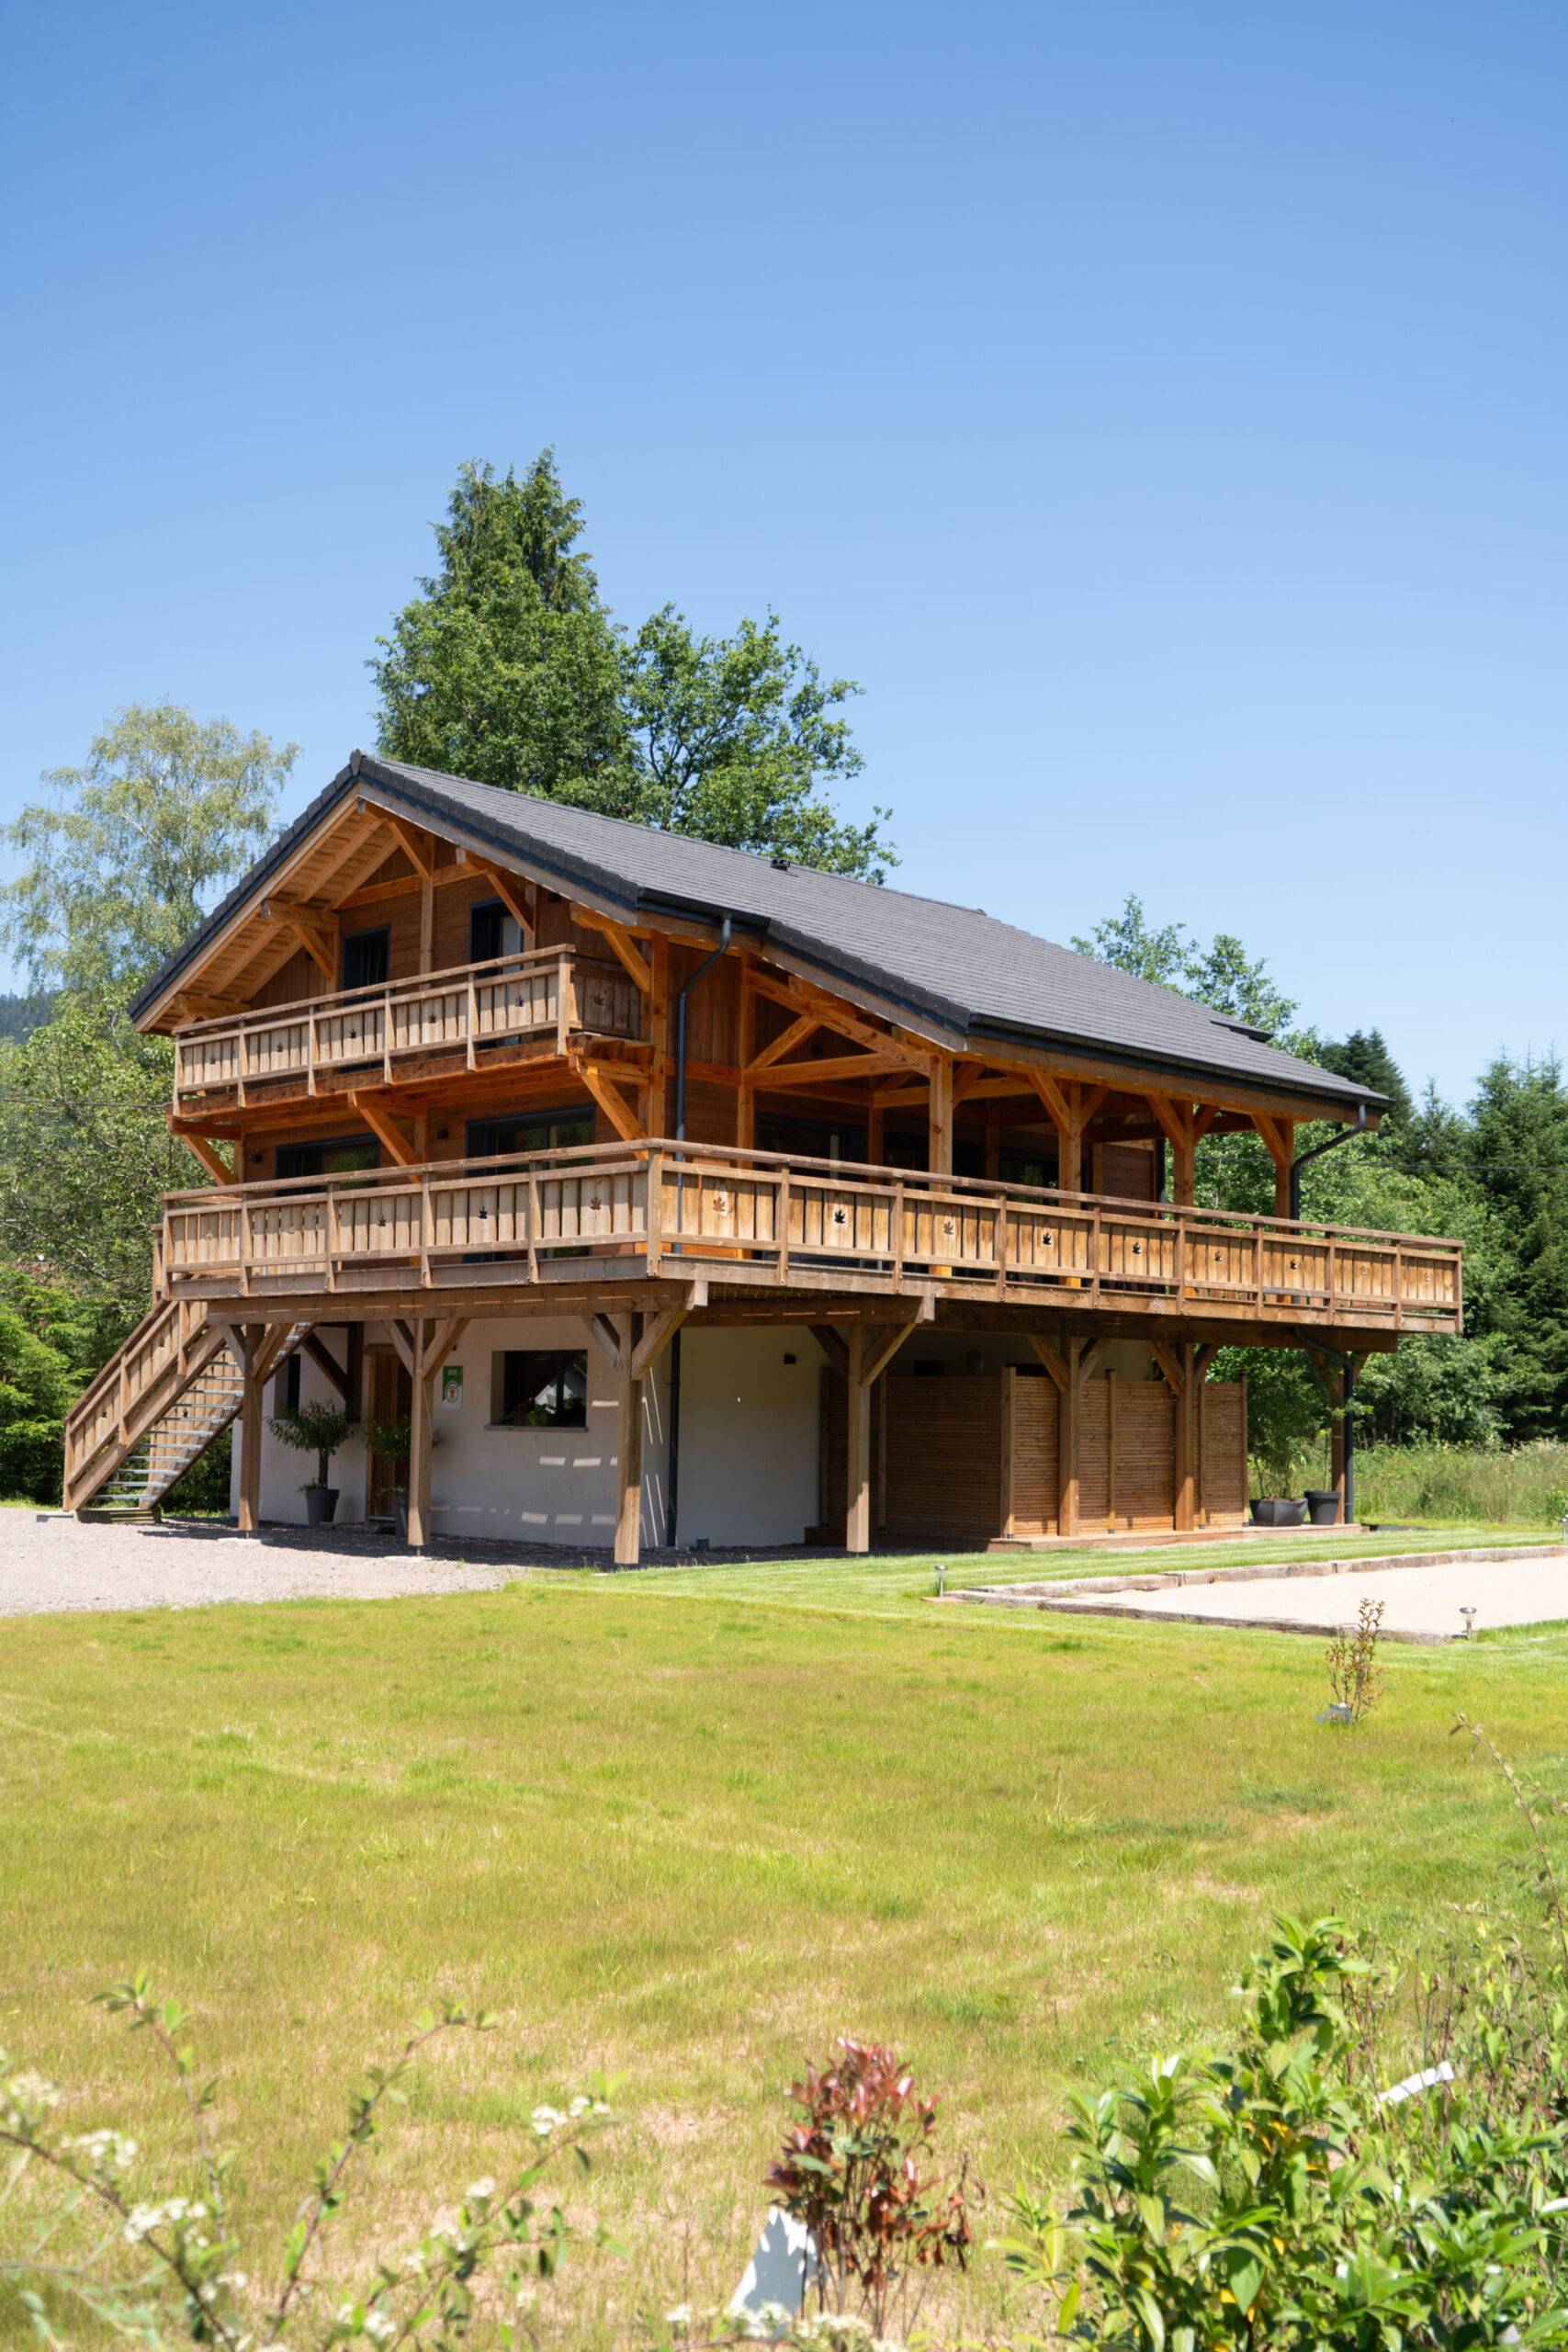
275,1136,379,1182
341,926,389,990
491,1350,587,1430
467,1109,593,1159
756,1113,865,1165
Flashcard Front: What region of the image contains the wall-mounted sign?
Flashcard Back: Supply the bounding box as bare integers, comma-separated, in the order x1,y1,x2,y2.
441,1364,464,1409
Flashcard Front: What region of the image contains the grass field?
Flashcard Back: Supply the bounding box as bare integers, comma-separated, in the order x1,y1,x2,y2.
3,1533,1566,2343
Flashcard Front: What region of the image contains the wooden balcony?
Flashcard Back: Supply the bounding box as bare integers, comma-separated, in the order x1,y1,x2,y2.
155,1140,1464,1337
171,948,641,1118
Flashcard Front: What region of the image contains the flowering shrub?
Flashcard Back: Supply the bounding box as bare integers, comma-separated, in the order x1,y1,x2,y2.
0,1967,617,2346
765,2039,974,2339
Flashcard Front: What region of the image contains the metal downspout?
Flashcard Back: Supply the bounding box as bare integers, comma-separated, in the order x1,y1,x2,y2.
1288,1102,1370,1221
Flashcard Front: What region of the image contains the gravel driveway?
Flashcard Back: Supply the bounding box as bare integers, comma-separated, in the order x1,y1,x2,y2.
1042,1549,1568,1642
0,1513,565,1616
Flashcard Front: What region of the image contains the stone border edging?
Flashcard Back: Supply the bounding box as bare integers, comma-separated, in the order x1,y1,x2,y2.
940,1544,1566,1645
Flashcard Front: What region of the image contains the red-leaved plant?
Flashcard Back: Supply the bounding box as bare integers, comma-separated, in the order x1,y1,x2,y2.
766,2038,975,2336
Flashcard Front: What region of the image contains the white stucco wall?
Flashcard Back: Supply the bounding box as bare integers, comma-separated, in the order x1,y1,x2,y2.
671,1324,822,1548
244,1317,824,1550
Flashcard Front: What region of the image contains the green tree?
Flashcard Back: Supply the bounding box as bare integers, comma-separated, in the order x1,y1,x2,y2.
1071,893,1297,1035
371,456,629,807
1318,1026,1413,1125
0,705,295,999
0,1283,89,1501
371,452,892,878
0,1000,185,1335
619,605,888,874
1466,1054,1568,1442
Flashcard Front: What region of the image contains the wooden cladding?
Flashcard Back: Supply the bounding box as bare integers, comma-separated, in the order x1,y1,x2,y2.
821,1366,1248,1547
154,1136,1464,1334
171,948,639,1118
1005,1369,1247,1535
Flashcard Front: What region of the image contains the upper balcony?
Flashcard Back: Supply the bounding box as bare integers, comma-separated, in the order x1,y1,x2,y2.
170,947,642,1121
152,1137,1465,1340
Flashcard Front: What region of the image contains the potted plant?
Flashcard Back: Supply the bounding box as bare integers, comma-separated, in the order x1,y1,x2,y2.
1303,1487,1342,1525
269,1401,355,1527
1249,1437,1308,1526
363,1416,440,1539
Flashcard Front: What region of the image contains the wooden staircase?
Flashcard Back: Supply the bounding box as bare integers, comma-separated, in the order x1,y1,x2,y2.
62,1297,310,1517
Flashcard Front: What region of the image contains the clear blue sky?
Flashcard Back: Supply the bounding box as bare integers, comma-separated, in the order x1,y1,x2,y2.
3,0,1562,1102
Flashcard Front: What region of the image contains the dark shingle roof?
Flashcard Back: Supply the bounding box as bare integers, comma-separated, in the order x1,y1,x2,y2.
130,752,1381,1111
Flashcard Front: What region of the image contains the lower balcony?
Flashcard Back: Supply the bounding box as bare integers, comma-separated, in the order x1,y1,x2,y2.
155,1139,1464,1337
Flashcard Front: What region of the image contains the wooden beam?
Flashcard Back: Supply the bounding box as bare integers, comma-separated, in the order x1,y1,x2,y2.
614,1312,643,1566
1149,1339,1185,1396
1027,1335,1068,1393
263,900,337,982
177,1132,237,1187
861,1320,914,1386
746,967,936,1075
748,1012,820,1074
363,803,435,879
580,913,652,997
753,1052,904,1091
1057,1339,1082,1538
387,1319,417,1378
236,1322,267,1534
928,1057,954,1178
575,1059,649,1142
585,1313,624,1375
1194,1341,1221,1385
300,1330,350,1399
334,861,479,915
406,1317,433,1548
649,933,671,1137
844,1322,871,1555
1172,1337,1197,1530
351,1094,422,1172
420,1317,468,1379
809,1323,850,1379
630,1304,687,1382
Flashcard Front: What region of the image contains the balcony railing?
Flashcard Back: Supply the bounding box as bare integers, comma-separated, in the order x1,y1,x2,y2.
155,1139,1464,1334
172,947,640,1114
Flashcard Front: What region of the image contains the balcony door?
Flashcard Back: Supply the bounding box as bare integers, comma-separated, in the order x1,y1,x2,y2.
466,1108,594,1160
469,899,525,964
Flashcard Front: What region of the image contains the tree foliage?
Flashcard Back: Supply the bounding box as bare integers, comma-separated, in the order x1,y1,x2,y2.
0,704,295,999
372,453,892,878
1076,895,1568,1461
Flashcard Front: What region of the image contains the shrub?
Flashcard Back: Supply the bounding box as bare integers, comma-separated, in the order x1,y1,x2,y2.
766,2038,974,2339
268,1400,354,1491
0,1968,617,2346
1001,1905,1568,2349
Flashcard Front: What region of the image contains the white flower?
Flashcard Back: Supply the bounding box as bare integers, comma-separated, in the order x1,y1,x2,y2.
529,2103,566,2139
71,2128,136,2170
569,2093,592,2118
466,2175,496,2203
365,2312,396,2346
665,2304,693,2333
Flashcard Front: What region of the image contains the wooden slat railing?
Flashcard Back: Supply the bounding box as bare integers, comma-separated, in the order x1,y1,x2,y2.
172,947,640,1114
62,1295,224,1508
154,1139,1464,1333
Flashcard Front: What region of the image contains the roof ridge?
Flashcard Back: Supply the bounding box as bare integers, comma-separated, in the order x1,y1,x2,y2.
366,752,998,926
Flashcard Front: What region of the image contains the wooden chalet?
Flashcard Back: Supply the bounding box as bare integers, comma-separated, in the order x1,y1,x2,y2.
62,752,1463,1560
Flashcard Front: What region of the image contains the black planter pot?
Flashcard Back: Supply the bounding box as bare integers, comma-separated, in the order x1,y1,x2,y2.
1304,1489,1341,1526
303,1486,339,1527
1251,1497,1308,1527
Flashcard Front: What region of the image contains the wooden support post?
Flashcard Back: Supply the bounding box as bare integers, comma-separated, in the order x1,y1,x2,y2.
1252,1113,1295,1220
419,874,434,974
929,1057,953,1179
406,1317,433,1550
615,1311,643,1566
1058,1338,1081,1539
844,1322,872,1555
237,1323,266,1534
650,933,671,1137
1173,1338,1196,1531
999,1363,1016,1537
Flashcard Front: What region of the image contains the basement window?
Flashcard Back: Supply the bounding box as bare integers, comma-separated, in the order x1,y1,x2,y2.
491,1350,588,1430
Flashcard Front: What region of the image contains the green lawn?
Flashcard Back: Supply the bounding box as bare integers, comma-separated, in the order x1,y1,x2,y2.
2,1533,1565,2342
